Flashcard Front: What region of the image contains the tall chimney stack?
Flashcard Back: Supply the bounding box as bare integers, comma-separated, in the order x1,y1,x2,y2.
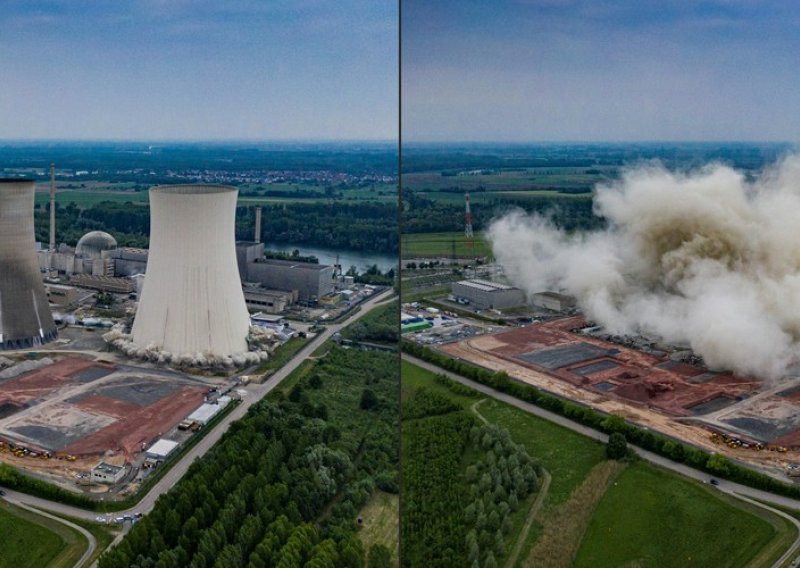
49,163,56,252
254,206,262,244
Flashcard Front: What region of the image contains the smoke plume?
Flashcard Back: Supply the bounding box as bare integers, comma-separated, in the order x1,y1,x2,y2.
488,156,800,379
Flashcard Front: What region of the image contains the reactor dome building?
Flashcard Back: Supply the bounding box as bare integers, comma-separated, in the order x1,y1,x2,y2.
75,230,118,259
0,179,58,349
125,184,253,364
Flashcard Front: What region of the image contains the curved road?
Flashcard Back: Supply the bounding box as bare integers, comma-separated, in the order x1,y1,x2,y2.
404,354,800,567
12,500,97,567
1,289,395,563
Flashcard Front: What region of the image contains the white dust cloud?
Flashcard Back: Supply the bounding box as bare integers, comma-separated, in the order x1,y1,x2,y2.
488,156,800,379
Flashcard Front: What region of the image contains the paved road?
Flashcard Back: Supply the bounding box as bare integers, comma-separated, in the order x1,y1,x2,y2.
0,290,395,560
404,354,800,566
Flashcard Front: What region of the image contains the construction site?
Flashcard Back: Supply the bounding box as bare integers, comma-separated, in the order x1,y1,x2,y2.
0,349,228,491
437,315,800,478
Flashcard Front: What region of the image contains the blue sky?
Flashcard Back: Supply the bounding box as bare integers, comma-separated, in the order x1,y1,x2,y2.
0,1,397,140
402,0,800,142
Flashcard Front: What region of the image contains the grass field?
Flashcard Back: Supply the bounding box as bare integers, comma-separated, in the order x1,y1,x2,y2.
401,231,493,258
574,462,792,568
0,501,86,568
357,491,400,565
402,361,797,567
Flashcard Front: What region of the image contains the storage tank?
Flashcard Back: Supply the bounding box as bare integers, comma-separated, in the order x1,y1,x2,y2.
131,184,250,357
0,179,58,349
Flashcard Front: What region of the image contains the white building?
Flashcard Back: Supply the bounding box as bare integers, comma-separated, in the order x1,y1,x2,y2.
451,279,525,310
145,439,179,461
91,461,126,484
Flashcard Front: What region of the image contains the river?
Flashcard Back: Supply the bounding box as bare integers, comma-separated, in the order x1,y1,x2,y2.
261,242,397,273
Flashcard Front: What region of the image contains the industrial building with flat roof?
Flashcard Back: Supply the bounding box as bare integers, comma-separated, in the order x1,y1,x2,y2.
236,242,335,302
531,291,576,312
91,461,126,484
451,279,525,310
145,439,179,461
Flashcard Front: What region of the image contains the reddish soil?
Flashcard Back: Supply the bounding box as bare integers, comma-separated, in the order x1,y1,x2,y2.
772,429,800,448
73,395,140,419
478,317,756,416
63,385,206,458
0,358,113,405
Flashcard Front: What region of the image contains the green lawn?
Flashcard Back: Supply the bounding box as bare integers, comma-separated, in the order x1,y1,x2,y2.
401,231,493,259
574,461,792,568
0,501,85,568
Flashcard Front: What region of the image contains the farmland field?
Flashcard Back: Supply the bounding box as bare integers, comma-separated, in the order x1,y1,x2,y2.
401,231,493,258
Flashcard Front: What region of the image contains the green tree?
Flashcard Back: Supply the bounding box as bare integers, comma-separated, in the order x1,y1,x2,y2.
606,432,628,460
360,389,379,410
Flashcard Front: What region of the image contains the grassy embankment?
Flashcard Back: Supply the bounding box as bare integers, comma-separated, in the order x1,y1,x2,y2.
0,500,99,568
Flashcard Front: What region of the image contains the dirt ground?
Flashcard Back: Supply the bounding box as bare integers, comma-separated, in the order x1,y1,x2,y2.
441,332,800,477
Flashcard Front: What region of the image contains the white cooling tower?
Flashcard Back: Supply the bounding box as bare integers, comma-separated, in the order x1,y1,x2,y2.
0,179,58,349
131,184,250,357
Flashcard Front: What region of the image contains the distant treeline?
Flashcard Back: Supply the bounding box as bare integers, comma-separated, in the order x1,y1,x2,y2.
236,202,398,254
401,142,792,173
33,200,399,254
0,142,397,177
402,191,603,234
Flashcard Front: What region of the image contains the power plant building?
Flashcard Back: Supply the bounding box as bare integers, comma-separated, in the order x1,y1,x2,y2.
131,185,250,357
451,279,525,310
236,242,335,302
0,179,58,349
531,291,576,312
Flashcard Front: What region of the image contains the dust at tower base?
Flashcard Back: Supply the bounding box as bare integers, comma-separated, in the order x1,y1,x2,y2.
130,184,251,359
0,179,58,349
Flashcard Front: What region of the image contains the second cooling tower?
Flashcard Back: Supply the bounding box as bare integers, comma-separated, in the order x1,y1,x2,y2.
0,179,58,349
131,185,250,357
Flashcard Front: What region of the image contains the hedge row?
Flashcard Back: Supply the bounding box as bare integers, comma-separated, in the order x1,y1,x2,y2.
0,463,98,510
401,339,800,501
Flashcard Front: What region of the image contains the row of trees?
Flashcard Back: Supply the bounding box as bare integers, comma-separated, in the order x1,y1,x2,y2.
464,424,541,567
401,386,476,567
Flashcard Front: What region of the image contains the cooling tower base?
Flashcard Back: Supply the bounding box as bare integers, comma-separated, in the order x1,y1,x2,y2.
0,328,58,351
103,329,270,370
